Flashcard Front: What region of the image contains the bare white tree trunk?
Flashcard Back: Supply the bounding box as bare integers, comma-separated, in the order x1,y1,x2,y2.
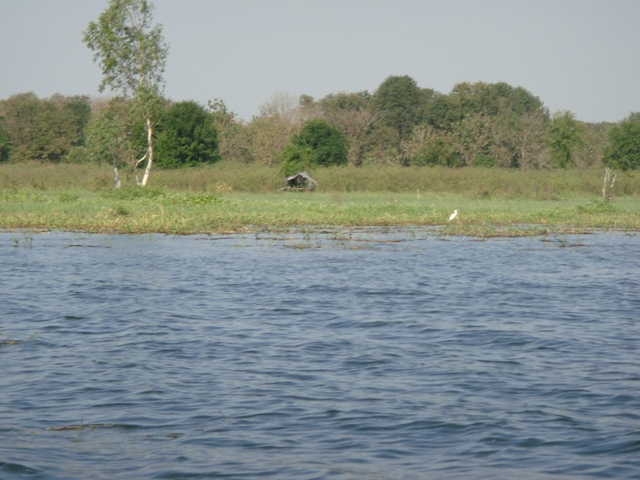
133,151,146,185
602,167,617,202
113,162,121,188
141,117,153,187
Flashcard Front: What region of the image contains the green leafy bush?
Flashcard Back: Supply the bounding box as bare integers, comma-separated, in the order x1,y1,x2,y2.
155,101,221,168
279,145,315,177
471,154,497,168
605,113,640,171
101,185,166,200
294,119,348,166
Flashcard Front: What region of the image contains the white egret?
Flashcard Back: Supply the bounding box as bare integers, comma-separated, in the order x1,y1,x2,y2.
448,209,458,222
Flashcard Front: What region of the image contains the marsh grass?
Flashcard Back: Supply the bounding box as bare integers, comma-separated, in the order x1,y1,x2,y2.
1,163,638,235
3,162,639,197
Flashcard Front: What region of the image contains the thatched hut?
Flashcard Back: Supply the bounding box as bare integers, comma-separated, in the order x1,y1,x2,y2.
282,171,317,191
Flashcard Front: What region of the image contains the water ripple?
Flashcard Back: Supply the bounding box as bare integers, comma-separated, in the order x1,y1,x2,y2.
1,231,639,479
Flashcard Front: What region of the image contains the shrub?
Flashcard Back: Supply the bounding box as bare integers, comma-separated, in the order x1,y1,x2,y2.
155,101,221,168
605,112,640,171
279,145,315,177
471,154,497,168
291,119,348,167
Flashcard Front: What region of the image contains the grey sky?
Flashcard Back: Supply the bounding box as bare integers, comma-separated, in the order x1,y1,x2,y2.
1,0,639,122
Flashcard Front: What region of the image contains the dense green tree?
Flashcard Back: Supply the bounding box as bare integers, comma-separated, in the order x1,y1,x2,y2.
280,119,348,175
0,92,90,162
0,123,9,162
292,119,348,167
430,81,546,132
451,82,544,118
83,0,168,186
424,93,456,131
155,101,220,168
372,75,423,142
605,112,640,170
435,83,549,169
547,111,585,168
279,144,315,176
58,95,92,146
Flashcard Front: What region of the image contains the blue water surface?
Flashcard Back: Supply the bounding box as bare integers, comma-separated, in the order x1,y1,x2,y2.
1,230,639,479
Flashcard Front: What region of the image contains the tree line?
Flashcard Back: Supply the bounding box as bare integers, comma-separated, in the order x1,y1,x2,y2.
2,79,635,168
1,0,639,188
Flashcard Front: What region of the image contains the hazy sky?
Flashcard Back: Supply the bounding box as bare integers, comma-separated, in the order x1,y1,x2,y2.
1,0,639,122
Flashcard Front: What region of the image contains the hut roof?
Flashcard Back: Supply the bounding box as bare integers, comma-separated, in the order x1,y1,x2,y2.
283,171,317,191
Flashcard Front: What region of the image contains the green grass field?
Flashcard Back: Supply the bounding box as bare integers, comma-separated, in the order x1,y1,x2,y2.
1,162,638,236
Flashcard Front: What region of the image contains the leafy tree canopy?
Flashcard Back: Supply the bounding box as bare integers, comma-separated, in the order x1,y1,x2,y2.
155,101,220,168
0,92,91,162
319,91,372,112
605,112,640,171
292,119,348,167
83,0,167,99
372,75,423,141
280,119,348,175
427,81,547,131
548,111,585,168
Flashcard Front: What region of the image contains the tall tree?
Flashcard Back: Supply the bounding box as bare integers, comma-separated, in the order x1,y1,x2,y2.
293,119,348,167
83,0,168,186
605,112,640,171
547,111,585,168
434,81,546,132
155,101,221,168
372,75,423,146
280,119,348,175
0,92,90,162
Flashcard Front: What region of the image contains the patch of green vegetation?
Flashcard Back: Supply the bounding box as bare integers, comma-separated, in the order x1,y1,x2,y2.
58,193,80,204
0,163,638,235
576,200,620,214
160,192,226,206
101,185,166,200
114,205,130,216
0,189,50,204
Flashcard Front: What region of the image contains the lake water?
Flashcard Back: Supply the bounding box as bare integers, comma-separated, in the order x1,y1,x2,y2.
1,229,639,479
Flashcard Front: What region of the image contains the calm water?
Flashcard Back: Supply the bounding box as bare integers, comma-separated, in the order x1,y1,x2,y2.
1,229,639,480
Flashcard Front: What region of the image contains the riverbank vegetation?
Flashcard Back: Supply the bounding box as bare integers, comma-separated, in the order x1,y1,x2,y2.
1,163,638,236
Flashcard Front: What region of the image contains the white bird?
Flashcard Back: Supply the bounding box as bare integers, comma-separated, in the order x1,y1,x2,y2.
448,209,458,222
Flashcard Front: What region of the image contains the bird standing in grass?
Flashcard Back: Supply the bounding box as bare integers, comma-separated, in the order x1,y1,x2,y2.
449,209,458,222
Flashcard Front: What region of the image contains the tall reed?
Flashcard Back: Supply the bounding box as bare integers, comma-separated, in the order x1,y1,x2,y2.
1,162,638,199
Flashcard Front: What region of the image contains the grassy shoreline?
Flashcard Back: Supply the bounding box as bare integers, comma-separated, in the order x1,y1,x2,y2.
1,163,638,236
